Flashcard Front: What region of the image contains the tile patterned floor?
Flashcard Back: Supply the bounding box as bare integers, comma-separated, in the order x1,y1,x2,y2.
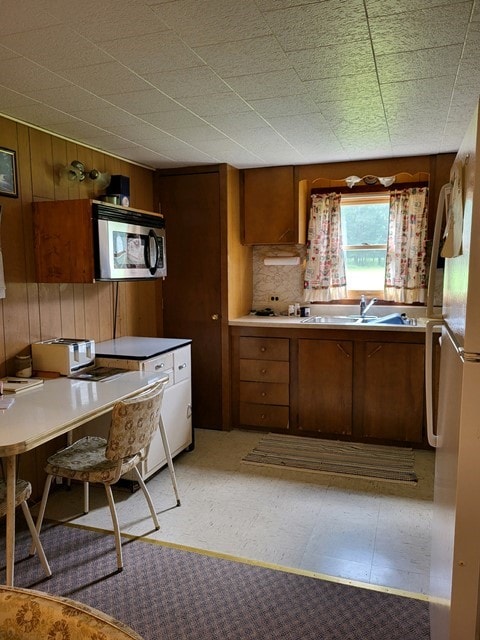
35,429,435,595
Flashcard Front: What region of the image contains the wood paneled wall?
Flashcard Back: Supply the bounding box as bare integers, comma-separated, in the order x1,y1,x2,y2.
0,116,161,377
0,116,162,494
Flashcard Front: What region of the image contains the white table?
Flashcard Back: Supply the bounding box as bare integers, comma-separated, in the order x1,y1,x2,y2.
0,370,175,586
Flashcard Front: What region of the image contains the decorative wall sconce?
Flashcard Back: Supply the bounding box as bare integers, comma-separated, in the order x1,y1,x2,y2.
61,161,111,188
345,175,396,188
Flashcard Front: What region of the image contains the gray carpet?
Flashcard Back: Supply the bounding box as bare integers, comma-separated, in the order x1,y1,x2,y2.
243,433,418,483
1,522,430,640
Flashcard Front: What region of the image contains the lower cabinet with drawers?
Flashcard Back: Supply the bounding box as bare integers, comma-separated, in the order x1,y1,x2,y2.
81,337,193,482
230,326,433,446
236,336,290,430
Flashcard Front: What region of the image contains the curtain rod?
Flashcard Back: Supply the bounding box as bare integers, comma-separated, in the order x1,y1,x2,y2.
311,181,429,195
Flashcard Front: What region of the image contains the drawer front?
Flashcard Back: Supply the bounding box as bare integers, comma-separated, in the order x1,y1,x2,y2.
173,345,191,384
239,337,289,361
240,381,289,405
141,352,174,373
240,402,289,429
240,359,289,383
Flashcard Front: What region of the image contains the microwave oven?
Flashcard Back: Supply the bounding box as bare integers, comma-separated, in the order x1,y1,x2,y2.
93,203,166,281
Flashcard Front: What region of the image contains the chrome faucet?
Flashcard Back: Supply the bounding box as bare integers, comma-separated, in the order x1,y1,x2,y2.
359,295,378,319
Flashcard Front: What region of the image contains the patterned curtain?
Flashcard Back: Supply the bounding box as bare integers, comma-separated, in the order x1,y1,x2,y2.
384,187,428,303
304,193,347,302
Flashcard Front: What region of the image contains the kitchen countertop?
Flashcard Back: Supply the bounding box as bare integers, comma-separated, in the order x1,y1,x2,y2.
229,314,429,332
95,336,192,360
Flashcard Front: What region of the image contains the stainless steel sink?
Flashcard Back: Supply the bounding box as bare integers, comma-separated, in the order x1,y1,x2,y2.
301,313,414,326
301,315,363,324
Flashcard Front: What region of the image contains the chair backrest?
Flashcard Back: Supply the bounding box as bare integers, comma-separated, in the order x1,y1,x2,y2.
106,380,166,462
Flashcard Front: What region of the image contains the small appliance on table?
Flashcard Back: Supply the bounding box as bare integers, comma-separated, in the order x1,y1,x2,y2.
93,336,193,482
32,338,95,376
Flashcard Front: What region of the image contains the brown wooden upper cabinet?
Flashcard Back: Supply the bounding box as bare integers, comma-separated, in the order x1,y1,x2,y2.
33,199,96,283
241,166,307,245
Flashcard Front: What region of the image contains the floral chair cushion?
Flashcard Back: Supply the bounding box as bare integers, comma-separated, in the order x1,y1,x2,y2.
0,586,143,639
45,381,166,485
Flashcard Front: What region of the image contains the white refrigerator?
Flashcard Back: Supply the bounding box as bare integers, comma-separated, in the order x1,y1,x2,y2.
426,100,480,640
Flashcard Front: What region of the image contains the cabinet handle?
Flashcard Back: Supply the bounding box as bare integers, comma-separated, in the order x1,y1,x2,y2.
211,313,219,320
260,346,267,352
155,363,165,369
261,392,267,397
278,228,292,241
187,404,192,419
336,343,351,358
260,414,266,420
178,363,187,370
260,368,267,374
367,345,383,358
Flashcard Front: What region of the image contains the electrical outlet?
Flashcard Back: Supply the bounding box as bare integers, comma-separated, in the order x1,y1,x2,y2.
268,294,279,303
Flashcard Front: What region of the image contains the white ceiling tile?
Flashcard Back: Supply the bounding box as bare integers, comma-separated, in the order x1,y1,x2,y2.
317,96,386,127
139,109,209,130
194,36,290,77
306,73,381,104
0,58,68,93
377,45,463,85
150,0,270,47
0,0,60,35
26,86,111,112
205,111,270,132
194,139,263,165
0,103,76,126
226,69,307,101
248,95,319,118
57,62,154,96
369,4,472,55
0,87,38,109
178,93,252,116
144,66,230,98
0,26,112,71
78,135,140,151
45,1,169,42
101,32,202,74
48,120,111,140
68,107,143,128
263,1,370,52
287,41,376,82
0,45,21,61
0,0,479,169
382,77,456,116
164,125,229,144
113,146,177,165
365,0,468,19
104,90,180,115
105,122,171,141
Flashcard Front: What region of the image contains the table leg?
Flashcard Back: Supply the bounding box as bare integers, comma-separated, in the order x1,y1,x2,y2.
5,455,16,586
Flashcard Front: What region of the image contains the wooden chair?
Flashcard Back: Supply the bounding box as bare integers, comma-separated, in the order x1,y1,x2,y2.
34,380,172,570
0,478,51,577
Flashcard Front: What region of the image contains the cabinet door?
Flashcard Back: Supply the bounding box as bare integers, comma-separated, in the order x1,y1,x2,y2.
242,166,297,244
158,171,223,429
33,200,95,283
357,341,424,443
297,339,353,436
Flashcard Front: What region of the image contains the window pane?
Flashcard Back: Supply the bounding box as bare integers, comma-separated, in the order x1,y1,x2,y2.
344,248,386,291
341,201,389,293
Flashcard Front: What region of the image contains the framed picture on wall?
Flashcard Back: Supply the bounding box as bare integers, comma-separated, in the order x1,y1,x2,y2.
0,147,18,198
